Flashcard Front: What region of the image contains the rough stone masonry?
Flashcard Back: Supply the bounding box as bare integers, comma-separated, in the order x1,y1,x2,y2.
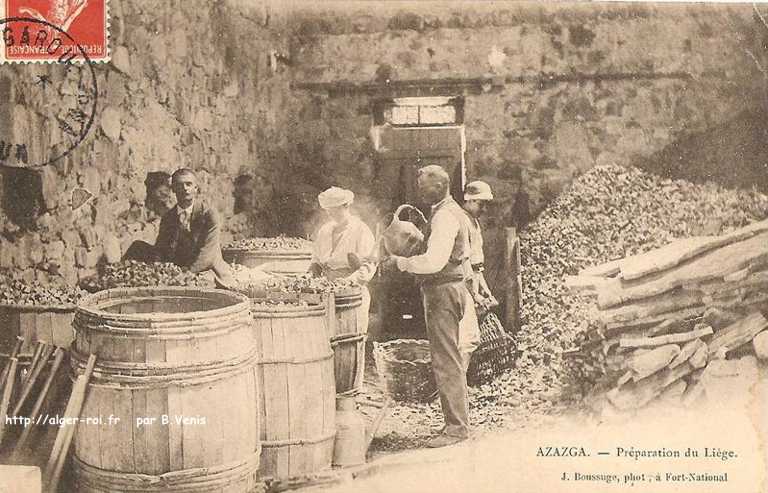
0,0,766,284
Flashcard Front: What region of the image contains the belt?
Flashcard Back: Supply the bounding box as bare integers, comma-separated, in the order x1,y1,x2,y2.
419,275,465,288
471,262,484,272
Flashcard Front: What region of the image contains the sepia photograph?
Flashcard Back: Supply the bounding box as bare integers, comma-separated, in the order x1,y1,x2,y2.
0,0,767,492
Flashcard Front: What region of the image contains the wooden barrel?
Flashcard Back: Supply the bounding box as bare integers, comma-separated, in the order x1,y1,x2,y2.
0,303,75,357
330,289,366,395
251,301,336,481
70,287,261,493
222,249,312,275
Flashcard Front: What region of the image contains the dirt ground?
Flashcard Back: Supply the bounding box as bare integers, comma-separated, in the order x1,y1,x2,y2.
325,362,768,493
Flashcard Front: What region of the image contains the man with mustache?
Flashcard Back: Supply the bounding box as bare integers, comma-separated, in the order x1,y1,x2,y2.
383,165,476,448
154,168,234,286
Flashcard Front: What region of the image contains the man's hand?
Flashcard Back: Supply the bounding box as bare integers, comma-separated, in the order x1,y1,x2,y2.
308,263,324,278
379,256,403,275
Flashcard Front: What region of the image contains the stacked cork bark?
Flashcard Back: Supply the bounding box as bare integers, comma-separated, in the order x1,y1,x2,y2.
566,219,768,411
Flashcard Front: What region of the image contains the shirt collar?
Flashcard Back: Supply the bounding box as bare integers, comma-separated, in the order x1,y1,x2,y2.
431,196,451,210
178,201,194,215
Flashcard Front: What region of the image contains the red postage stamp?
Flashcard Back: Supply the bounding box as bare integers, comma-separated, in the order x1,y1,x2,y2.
0,0,109,63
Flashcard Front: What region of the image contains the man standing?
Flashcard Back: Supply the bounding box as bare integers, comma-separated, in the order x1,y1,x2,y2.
154,168,234,286
385,165,475,448
461,180,498,312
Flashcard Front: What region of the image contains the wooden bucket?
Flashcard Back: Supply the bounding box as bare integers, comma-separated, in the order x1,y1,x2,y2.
251,301,336,481
70,287,261,493
330,289,366,395
0,303,75,357
222,249,312,275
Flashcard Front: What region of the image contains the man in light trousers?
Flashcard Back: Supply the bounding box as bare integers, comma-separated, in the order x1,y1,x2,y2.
385,165,476,448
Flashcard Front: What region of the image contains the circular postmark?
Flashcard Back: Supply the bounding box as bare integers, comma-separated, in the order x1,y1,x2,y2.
0,16,98,168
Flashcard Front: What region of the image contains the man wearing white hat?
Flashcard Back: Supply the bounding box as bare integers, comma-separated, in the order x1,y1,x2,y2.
462,180,497,311
309,187,376,386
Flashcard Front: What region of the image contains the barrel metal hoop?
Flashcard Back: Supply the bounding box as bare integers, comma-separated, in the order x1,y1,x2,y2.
261,431,336,448
257,351,334,365
73,452,260,491
329,334,366,347
70,348,260,389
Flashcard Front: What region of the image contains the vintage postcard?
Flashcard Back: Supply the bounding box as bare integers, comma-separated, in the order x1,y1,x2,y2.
0,1,766,492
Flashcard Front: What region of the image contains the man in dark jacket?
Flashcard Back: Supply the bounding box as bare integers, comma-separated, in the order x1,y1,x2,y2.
154,168,234,285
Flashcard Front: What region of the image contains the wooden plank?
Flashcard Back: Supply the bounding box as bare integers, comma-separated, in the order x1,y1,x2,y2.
0,357,19,443
597,231,768,309
167,385,184,472
599,288,703,325
668,338,705,369
620,236,713,280
144,338,166,365
564,275,608,295
181,386,205,469
132,389,150,474
146,387,170,475
288,338,308,476
579,258,622,278
620,219,768,281
604,306,705,338
36,312,54,347
504,228,521,333
607,363,693,411
627,344,680,380
18,312,37,354
620,325,713,349
707,312,768,357
272,316,290,479
113,388,135,473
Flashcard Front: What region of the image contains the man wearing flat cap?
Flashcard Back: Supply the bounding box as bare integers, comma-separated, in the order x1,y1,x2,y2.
383,165,476,448
154,168,234,286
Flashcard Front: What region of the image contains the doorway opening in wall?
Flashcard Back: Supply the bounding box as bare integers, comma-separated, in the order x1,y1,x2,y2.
370,95,467,341
371,96,467,215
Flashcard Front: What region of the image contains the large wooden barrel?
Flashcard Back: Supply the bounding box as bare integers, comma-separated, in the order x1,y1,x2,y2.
330,289,366,395
0,304,75,357
251,300,336,481
222,249,312,275
70,287,260,493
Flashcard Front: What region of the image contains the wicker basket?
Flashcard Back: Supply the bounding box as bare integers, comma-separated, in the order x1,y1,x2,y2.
467,312,518,387
372,339,436,403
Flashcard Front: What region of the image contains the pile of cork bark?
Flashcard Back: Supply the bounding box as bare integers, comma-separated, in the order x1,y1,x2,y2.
565,219,768,411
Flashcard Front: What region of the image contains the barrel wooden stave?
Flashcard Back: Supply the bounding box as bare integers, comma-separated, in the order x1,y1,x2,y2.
72,287,260,493
222,249,312,275
0,305,75,356
74,371,258,474
252,304,335,481
331,292,366,395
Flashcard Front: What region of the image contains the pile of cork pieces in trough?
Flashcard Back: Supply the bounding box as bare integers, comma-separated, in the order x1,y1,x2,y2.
364,164,768,453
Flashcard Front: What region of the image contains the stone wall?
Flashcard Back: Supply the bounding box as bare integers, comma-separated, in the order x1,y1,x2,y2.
1,0,767,284
0,0,297,284
284,1,768,225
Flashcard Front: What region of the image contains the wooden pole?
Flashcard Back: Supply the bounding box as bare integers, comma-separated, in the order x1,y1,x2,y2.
365,397,393,454
22,342,45,388
504,227,521,333
14,347,65,457
45,354,96,493
0,336,24,392
0,357,19,444
13,344,55,416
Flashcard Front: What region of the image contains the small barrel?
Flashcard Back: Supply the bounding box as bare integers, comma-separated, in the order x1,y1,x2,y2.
71,287,260,493
0,303,75,358
222,249,312,276
330,289,366,395
251,300,336,481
